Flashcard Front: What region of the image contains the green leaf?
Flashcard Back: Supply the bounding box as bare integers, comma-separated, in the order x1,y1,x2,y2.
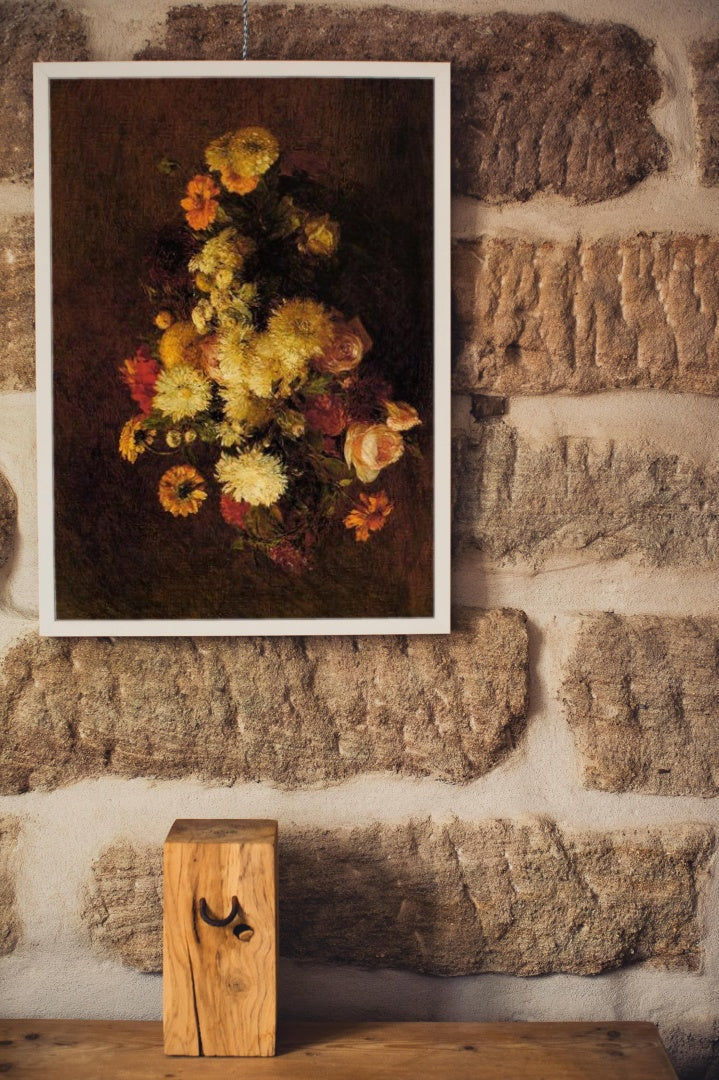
314,455,353,483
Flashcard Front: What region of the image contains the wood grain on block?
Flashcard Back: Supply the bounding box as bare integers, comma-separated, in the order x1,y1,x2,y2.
453,236,719,395
564,615,719,796
0,610,528,794
138,7,668,205
0,1020,679,1079
163,819,277,1057
454,424,719,568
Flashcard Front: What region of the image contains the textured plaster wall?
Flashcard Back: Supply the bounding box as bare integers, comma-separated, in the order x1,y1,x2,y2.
2,0,719,1077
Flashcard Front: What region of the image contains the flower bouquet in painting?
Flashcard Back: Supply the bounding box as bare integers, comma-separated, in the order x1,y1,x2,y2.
118,126,423,573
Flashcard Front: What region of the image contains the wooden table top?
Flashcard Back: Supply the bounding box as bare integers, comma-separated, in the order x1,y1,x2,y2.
0,1019,679,1078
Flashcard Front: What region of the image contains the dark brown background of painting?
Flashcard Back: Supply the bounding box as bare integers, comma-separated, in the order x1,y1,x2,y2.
50,77,434,620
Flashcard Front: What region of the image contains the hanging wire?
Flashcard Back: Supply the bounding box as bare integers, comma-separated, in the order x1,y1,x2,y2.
243,0,249,59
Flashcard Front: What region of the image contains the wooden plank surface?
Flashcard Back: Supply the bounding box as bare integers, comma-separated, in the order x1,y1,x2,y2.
163,819,277,1056
0,1020,679,1078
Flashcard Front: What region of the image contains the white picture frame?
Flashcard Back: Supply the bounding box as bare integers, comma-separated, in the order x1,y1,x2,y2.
34,60,451,636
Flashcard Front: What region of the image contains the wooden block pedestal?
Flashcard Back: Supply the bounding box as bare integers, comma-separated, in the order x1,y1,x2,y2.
163,818,278,1057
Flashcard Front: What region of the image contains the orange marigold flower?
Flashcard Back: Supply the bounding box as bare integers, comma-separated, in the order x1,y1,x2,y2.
158,464,207,517
180,174,220,230
219,168,260,196
343,491,394,543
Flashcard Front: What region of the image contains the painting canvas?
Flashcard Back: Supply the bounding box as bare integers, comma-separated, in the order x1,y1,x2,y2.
34,61,450,635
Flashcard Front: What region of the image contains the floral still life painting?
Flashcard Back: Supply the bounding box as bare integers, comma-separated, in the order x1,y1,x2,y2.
120,124,422,572
35,63,450,634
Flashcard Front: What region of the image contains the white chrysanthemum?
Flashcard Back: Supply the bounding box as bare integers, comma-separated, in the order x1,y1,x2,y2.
216,324,255,378
154,364,212,421
191,299,214,335
189,228,255,278
217,329,282,399
215,448,288,506
210,280,258,327
215,421,246,448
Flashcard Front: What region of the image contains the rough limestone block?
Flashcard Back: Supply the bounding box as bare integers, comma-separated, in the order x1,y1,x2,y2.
138,6,668,204
0,817,20,956
663,1022,719,1080
454,423,719,569
84,818,714,977
0,609,528,794
0,215,35,391
453,236,719,395
83,842,161,972
0,470,17,572
691,39,719,186
0,2,88,181
564,615,719,796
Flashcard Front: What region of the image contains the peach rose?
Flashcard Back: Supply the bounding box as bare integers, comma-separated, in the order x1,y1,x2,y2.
315,322,365,375
344,421,404,483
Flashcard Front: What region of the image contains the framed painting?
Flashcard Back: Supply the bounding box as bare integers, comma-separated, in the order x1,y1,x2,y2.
34,60,451,636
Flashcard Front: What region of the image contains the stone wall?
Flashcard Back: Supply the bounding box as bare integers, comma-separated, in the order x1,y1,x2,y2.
1,1,719,1077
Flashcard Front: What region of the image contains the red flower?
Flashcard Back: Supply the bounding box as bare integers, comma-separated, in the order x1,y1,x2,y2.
267,541,312,573
303,393,348,436
220,495,250,529
344,372,394,421
120,347,159,416
322,436,341,458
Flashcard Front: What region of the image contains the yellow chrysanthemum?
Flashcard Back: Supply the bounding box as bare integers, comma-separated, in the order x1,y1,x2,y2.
274,338,311,390
206,127,279,179
119,417,155,463
158,321,204,370
154,364,212,421
216,447,288,507
220,385,272,431
158,464,207,517
188,228,255,278
228,127,279,176
266,298,335,364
